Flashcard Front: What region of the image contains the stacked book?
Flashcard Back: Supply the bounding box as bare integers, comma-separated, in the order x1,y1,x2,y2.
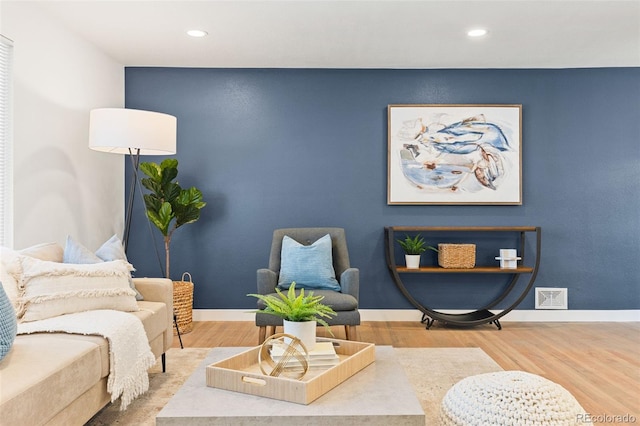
270,341,340,369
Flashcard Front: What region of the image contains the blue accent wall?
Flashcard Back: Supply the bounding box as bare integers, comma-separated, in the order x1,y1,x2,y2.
125,68,640,311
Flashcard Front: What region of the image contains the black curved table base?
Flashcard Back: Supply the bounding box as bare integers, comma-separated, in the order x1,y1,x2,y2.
420,311,501,330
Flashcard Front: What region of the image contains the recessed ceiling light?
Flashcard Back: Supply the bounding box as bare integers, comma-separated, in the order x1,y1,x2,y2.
467,29,488,37
187,29,208,38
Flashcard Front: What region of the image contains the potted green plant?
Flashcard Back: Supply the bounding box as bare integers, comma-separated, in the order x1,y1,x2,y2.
397,234,438,269
140,159,206,279
248,282,336,350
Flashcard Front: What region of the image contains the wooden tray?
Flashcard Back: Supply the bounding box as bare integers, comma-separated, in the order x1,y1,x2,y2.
206,339,375,404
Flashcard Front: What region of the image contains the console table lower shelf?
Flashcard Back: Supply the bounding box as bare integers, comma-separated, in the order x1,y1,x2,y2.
156,346,425,426
420,309,503,330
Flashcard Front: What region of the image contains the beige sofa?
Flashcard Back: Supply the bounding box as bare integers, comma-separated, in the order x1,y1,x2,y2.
0,277,174,426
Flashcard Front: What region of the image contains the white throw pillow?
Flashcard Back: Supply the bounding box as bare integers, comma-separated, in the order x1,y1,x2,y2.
15,256,138,323
0,243,65,309
19,242,64,262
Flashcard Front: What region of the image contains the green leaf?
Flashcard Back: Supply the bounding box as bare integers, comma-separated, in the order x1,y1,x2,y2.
146,202,174,236
141,178,162,195
247,283,336,335
178,187,204,206
160,158,178,170
158,202,174,225
146,211,168,236
143,193,163,213
163,182,182,203
161,166,178,187
140,162,161,182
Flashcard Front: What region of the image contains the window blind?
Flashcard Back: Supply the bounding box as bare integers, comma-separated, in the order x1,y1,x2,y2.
0,35,13,247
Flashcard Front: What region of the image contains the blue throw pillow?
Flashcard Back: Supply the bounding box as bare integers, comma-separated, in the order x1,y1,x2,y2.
64,235,143,300
0,283,17,362
63,235,102,264
277,234,340,291
95,234,128,263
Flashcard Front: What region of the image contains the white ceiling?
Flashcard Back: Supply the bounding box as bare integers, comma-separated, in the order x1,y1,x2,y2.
19,0,640,68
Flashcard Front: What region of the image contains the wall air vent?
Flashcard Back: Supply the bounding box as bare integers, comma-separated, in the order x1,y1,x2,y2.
535,287,568,310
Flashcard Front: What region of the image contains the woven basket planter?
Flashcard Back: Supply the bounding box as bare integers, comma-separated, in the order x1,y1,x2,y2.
173,272,194,335
438,244,476,268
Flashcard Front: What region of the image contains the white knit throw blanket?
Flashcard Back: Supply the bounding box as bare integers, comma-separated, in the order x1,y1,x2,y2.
17,309,156,410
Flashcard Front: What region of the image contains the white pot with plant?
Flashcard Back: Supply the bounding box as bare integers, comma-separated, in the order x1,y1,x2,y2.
248,282,336,351
397,234,438,269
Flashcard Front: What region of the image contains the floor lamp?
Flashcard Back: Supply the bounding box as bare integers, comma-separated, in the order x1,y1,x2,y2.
88,108,177,253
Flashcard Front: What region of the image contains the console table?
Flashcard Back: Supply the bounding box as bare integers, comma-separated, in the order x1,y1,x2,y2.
384,226,541,330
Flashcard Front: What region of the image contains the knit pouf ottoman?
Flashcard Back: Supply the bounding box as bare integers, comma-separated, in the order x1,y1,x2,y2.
440,371,588,425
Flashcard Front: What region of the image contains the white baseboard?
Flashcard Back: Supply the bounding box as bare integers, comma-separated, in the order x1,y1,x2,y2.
193,309,640,322
193,310,256,322
497,309,640,322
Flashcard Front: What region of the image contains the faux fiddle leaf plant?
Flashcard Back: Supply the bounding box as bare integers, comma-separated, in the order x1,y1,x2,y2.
140,158,206,279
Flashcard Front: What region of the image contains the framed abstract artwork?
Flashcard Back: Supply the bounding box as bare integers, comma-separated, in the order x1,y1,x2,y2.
387,104,522,205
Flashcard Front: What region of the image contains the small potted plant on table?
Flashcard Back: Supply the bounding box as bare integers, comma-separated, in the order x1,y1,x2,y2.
397,234,438,269
248,282,336,350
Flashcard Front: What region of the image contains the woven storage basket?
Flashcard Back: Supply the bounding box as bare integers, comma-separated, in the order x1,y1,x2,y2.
173,272,194,335
438,244,476,268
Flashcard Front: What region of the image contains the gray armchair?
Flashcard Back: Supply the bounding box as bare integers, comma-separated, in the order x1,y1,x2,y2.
256,228,360,344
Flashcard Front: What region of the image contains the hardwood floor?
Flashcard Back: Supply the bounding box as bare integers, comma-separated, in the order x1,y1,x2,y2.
173,321,640,420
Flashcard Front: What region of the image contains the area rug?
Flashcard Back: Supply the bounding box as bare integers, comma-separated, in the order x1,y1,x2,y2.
86,347,502,425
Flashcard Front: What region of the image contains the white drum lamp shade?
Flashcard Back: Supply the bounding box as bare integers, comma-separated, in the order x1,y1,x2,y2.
88,107,177,253
89,108,177,155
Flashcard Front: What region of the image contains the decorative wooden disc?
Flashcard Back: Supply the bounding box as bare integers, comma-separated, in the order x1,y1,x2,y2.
258,333,309,379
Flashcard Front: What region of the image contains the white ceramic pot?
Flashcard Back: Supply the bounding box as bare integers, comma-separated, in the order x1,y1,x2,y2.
283,319,316,351
405,254,421,269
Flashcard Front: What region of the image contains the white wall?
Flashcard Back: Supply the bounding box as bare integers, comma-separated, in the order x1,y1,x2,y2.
1,2,124,250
